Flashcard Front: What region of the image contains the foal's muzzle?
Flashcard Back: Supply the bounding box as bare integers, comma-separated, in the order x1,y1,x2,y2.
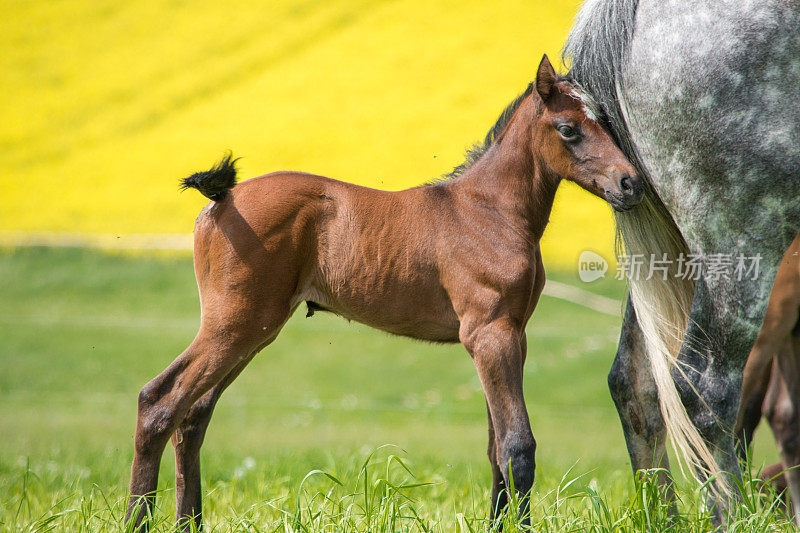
605,170,644,212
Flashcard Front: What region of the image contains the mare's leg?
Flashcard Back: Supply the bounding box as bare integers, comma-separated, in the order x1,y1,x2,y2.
462,319,534,522
669,280,760,522
608,297,676,507
764,336,800,526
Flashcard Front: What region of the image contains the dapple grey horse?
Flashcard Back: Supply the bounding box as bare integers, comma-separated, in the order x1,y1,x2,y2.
564,0,800,523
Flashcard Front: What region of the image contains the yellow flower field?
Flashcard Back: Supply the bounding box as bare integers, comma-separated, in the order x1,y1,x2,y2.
0,0,617,269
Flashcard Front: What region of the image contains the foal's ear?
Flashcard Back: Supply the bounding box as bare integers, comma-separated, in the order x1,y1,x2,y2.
535,54,557,102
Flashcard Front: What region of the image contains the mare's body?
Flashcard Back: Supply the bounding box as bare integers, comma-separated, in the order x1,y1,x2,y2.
565,0,800,522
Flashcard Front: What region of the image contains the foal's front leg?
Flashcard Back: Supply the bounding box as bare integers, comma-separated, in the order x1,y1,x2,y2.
485,403,508,518
462,319,535,521
485,332,528,519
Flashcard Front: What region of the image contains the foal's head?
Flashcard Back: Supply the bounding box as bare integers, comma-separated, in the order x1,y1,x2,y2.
530,55,642,211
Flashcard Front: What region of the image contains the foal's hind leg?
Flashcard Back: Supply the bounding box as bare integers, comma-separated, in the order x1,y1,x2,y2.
171,352,259,531
735,358,773,462
125,313,287,530
609,298,676,508
736,281,799,459
126,331,249,528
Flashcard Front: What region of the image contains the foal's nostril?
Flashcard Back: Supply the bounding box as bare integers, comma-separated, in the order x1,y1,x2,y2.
620,175,635,196
617,173,644,206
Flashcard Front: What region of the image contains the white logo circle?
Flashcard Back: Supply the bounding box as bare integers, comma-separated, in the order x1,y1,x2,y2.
578,251,608,283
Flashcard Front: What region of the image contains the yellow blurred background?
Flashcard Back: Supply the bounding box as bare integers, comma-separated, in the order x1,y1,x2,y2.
0,0,616,269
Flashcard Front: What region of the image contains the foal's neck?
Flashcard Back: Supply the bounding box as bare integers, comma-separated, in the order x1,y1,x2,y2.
453,98,560,242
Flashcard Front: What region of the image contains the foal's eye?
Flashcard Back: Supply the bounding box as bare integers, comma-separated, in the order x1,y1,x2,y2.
557,125,578,140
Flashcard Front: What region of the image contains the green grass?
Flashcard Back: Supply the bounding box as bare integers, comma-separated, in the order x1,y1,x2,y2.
0,247,791,531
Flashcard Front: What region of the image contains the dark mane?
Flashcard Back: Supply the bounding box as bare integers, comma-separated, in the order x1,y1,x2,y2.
438,82,535,182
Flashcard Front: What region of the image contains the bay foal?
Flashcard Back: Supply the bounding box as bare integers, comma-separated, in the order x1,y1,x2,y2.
126,56,642,530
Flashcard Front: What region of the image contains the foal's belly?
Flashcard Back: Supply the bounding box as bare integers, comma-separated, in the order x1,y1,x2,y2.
303,242,461,342
301,278,461,343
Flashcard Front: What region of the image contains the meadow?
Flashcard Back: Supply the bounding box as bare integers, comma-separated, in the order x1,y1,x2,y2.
0,247,791,531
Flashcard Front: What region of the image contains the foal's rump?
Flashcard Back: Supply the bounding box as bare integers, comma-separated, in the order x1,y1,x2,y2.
189,171,334,333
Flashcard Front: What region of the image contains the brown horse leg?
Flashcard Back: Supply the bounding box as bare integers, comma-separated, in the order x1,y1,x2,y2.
171,355,254,531
486,403,507,518
609,298,676,510
759,462,790,514
125,318,280,530
764,337,800,526
735,359,773,462
486,332,528,519
462,319,534,523
736,320,787,460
